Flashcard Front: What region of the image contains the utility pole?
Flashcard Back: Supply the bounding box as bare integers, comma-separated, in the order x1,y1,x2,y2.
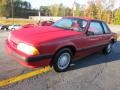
112,9,114,24
63,8,65,16
11,0,14,24
38,11,41,20
73,1,75,16
73,0,77,16
39,6,41,21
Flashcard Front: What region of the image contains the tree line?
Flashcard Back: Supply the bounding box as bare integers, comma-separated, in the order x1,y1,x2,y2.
0,0,38,18
39,0,120,25
0,0,120,25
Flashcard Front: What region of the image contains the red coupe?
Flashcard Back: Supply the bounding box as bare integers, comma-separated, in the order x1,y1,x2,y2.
6,17,117,72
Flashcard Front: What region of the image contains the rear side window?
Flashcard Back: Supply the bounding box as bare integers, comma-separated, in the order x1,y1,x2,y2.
102,22,111,34
88,21,104,35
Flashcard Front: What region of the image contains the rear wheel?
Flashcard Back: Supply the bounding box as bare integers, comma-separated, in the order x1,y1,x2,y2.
53,48,73,72
4,27,8,31
103,43,112,54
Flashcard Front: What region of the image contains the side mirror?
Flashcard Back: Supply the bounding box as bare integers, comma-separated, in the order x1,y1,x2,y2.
87,31,94,36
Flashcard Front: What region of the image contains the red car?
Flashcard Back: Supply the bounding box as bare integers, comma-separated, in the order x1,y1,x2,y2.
6,17,117,72
41,21,54,26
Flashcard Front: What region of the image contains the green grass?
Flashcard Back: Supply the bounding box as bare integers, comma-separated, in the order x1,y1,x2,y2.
0,18,38,25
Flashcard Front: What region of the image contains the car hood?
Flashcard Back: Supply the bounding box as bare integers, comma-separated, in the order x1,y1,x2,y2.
10,26,80,46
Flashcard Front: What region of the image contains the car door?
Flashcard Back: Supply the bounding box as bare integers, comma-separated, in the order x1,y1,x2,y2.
85,20,105,51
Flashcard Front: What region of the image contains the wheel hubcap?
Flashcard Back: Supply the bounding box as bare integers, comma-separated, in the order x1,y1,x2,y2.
107,43,112,53
58,53,70,70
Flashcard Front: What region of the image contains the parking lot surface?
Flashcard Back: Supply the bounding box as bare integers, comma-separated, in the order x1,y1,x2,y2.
0,25,120,90
0,31,36,80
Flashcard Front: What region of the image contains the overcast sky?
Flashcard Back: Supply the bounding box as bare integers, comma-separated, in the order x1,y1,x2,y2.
25,0,88,8
25,0,120,9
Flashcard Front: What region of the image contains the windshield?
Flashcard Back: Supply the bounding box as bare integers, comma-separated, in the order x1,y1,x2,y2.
53,18,88,31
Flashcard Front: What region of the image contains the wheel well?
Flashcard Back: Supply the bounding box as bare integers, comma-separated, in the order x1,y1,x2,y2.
111,39,115,44
50,46,76,66
55,46,76,56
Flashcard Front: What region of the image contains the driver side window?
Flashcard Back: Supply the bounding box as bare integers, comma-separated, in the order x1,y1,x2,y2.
88,21,104,35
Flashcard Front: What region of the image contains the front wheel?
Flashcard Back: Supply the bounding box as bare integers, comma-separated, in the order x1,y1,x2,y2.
53,48,73,72
103,43,112,54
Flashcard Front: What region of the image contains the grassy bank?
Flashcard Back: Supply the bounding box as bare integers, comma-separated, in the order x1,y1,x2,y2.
0,18,38,25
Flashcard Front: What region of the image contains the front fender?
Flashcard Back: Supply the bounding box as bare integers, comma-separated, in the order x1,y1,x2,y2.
54,41,77,54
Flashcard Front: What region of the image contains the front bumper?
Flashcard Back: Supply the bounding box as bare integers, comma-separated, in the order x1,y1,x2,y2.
6,40,52,68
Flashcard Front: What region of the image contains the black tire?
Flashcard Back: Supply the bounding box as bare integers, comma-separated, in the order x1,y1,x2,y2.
4,27,8,31
53,48,73,72
103,43,112,54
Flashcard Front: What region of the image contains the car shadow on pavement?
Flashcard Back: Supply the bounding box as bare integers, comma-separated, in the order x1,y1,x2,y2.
68,41,120,71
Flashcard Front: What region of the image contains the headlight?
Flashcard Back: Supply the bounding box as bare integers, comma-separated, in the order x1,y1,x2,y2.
17,43,40,55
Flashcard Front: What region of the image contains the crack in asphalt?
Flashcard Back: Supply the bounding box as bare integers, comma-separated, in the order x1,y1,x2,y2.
82,64,107,90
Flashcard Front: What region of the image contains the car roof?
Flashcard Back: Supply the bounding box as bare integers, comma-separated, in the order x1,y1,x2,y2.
64,16,104,22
